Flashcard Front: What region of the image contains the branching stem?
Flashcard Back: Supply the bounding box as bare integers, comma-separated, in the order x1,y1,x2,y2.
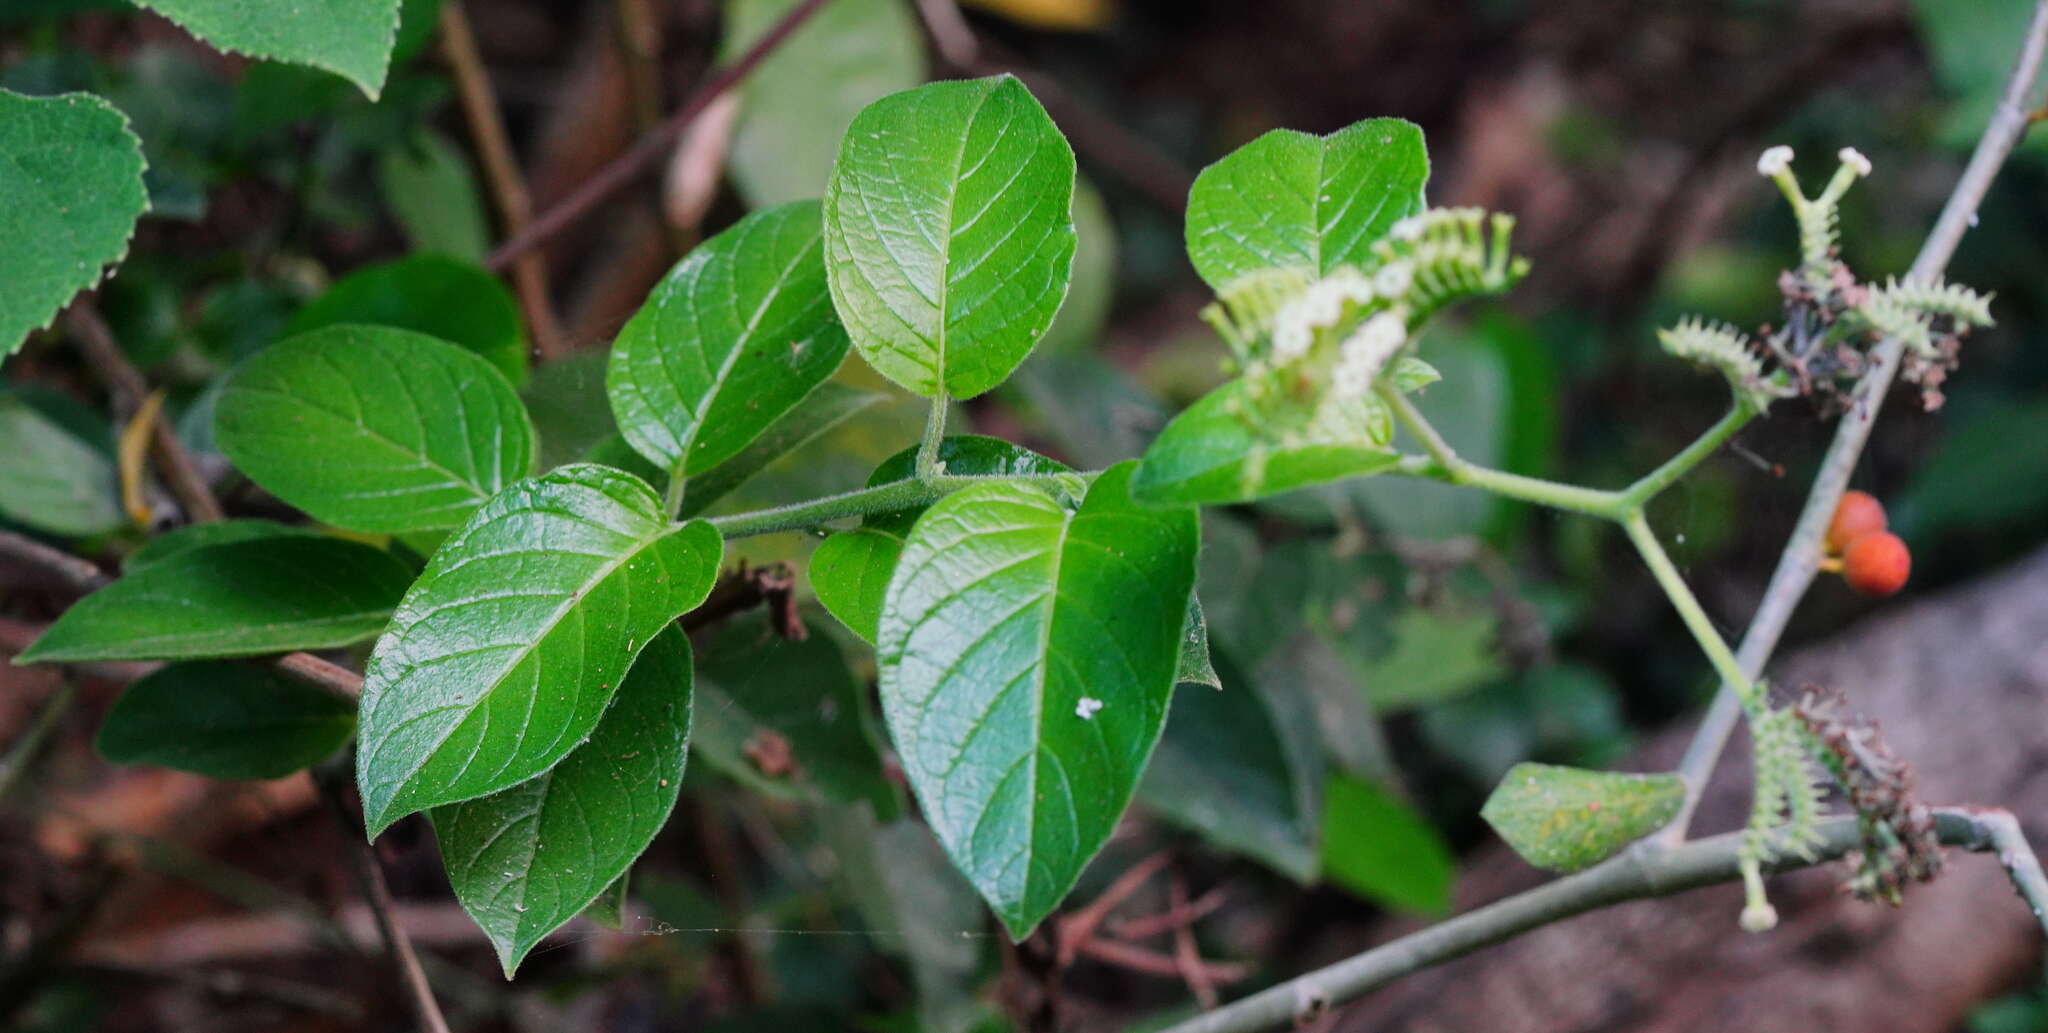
706,470,1089,540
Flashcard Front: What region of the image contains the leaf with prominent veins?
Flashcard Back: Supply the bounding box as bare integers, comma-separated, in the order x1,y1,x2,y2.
355,464,721,835
216,325,535,534
877,462,1198,937
823,75,1076,399
433,626,693,976
1185,117,1428,290
608,202,850,483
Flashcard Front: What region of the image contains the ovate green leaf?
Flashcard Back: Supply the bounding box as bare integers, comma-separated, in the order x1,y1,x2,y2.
824,75,1076,399
0,90,149,362
1322,774,1454,914
1131,375,1401,506
1480,762,1684,873
0,394,122,536
1185,117,1427,289
137,0,402,99
434,626,693,975
124,519,318,572
96,661,355,779
18,538,413,663
690,612,896,814
355,464,721,834
877,462,1199,937
285,255,527,385
377,129,492,263
216,326,536,534
1174,597,1222,690
724,0,924,207
1140,647,1321,881
609,201,850,483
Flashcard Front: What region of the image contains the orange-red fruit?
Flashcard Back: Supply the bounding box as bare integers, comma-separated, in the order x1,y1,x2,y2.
1842,531,1910,597
1827,490,1888,554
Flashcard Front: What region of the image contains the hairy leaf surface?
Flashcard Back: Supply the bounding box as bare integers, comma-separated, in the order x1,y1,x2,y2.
877,462,1198,937
0,90,148,361
608,202,850,481
355,464,720,834
434,626,692,975
1185,117,1427,289
19,538,413,663
216,325,536,534
823,75,1076,399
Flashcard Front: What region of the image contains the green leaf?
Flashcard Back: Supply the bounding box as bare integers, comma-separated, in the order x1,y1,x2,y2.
723,0,924,207
1184,117,1427,290
1140,647,1321,881
1131,375,1401,506
355,464,721,834
608,201,850,482
584,872,629,930
675,382,884,517
521,352,612,473
810,435,1068,642
0,395,122,536
1337,606,1504,712
690,612,896,814
18,538,413,663
1174,597,1221,690
376,129,492,264
1321,774,1454,915
877,462,1199,937
215,325,537,534
823,75,1077,399
136,0,402,99
124,519,318,571
1480,762,1684,873
95,661,355,779
0,90,149,362
433,626,693,975
284,255,526,386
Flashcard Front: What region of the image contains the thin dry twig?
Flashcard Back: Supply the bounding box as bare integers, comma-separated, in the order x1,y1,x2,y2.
1168,873,1219,1009
439,0,570,358
1054,848,1174,967
1074,937,1251,985
63,304,223,524
313,765,452,1033
486,0,838,271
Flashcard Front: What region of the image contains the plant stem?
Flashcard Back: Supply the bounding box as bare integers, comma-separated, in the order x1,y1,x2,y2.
1380,386,1627,519
1666,0,2048,839
1618,401,1755,509
1620,510,1755,707
313,765,452,1033
917,392,949,479
1151,808,2047,1033
705,471,1083,540
64,304,224,524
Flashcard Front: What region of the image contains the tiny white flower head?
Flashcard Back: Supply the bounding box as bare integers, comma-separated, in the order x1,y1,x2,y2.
1756,145,1794,177
1331,311,1408,399
1837,146,1871,178
1373,260,1414,298
1738,901,1779,933
1075,697,1104,720
1389,215,1425,242
1271,314,1314,360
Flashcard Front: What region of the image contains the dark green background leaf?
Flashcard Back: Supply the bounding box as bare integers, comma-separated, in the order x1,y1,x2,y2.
216,325,536,533
284,254,526,385
0,394,122,536
19,537,413,663
96,661,355,779
1321,774,1454,914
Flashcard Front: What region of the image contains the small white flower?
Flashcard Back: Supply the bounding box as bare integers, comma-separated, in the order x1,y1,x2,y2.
1756,145,1794,177
1389,215,1425,241
1075,697,1104,720
1837,146,1871,178
1270,271,1373,361
1373,260,1414,298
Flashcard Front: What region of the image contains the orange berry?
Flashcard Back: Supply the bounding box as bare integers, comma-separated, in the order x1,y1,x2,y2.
1842,531,1910,597
1827,490,1888,554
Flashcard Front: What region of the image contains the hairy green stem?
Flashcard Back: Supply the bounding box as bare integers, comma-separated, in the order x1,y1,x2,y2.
705,471,1085,540
1618,401,1756,509
1380,387,1627,518
1620,510,1756,706
916,392,949,480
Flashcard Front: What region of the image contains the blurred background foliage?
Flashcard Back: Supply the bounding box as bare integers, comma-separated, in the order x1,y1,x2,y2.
3,0,2046,1030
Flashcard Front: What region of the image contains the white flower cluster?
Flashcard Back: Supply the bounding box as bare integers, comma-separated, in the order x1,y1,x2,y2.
1756,145,1794,177
1270,267,1375,359
1332,311,1408,399
1837,146,1871,178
